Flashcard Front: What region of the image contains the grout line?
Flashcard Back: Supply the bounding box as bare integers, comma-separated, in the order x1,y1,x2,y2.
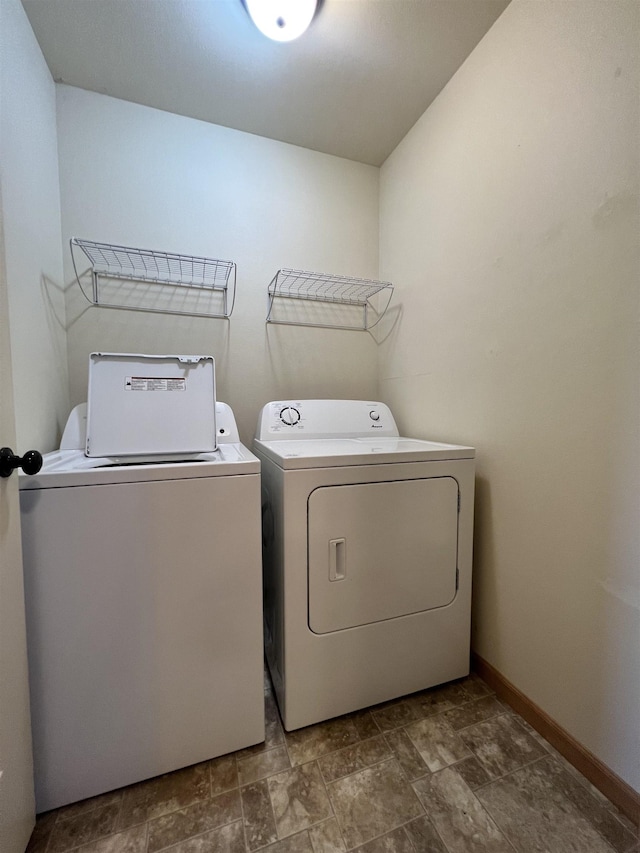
238,780,251,853
413,767,519,853
315,759,348,849
264,768,281,848
321,752,400,787
40,824,52,853
346,809,429,853
151,819,243,853
465,776,527,853
307,817,347,853
469,753,552,793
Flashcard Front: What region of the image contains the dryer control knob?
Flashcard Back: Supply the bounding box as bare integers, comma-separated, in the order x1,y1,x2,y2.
369,410,380,421
280,406,301,426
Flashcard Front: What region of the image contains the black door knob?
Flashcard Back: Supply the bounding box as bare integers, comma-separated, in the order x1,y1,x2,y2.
0,447,43,478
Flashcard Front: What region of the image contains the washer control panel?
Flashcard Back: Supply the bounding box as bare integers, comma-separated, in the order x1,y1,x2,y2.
256,400,399,440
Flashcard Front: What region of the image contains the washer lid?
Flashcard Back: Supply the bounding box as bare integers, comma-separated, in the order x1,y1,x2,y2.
253,436,475,469
86,353,216,457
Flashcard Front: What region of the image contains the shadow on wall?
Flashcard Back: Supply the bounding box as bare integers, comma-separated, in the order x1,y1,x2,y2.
369,302,402,346
263,313,389,406
49,268,92,330
59,264,233,408
40,274,73,441
470,474,497,657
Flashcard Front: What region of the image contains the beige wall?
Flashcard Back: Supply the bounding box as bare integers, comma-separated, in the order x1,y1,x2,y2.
6,0,639,799
56,86,380,444
0,0,68,453
380,0,639,791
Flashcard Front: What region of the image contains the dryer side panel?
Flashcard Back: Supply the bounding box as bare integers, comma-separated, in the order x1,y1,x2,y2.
308,476,459,634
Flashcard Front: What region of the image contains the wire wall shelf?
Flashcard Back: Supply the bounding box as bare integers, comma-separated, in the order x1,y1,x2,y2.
266,268,393,331
70,238,237,318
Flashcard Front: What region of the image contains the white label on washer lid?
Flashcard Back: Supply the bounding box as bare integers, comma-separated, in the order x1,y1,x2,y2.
125,377,186,391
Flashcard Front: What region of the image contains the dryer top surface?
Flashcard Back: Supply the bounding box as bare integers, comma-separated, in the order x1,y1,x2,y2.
253,436,475,470
254,400,474,469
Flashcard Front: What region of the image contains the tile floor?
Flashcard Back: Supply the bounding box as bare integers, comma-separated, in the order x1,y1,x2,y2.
27,669,638,853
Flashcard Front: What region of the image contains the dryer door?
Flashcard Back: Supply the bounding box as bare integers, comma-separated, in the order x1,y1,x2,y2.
308,476,459,634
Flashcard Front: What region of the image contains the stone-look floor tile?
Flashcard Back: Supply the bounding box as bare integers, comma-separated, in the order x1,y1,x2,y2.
352,825,414,852
461,675,492,699
537,737,637,835
119,763,211,829
407,681,471,719
162,821,245,853
238,693,285,758
75,824,148,853
503,708,544,737
285,718,360,766
318,735,391,783
476,756,625,852
56,791,124,823
26,810,58,853
237,746,291,786
308,818,347,853
147,790,241,853
327,758,423,849
264,831,315,852
265,694,286,743
383,729,429,782
413,767,512,853
541,756,638,853
268,762,333,839
48,802,122,853
450,756,491,790
241,780,277,851
210,755,238,796
442,696,505,731
611,811,639,841
404,715,472,772
346,710,380,741
460,714,547,779
403,815,448,852
370,701,418,733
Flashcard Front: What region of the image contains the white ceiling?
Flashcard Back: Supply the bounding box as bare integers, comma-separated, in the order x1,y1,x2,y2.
21,0,509,166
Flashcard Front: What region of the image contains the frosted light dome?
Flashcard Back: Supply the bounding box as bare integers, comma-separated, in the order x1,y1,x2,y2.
244,0,318,42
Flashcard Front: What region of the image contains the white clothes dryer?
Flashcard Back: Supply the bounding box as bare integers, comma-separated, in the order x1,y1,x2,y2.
20,354,264,812
254,399,475,731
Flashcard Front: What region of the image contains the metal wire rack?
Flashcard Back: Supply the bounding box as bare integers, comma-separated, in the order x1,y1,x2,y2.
70,238,236,318
266,268,393,331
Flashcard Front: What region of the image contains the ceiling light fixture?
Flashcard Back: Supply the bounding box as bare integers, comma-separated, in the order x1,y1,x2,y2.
243,0,318,42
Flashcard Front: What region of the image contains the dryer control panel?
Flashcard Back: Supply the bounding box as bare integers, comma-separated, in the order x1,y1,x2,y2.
256,400,399,440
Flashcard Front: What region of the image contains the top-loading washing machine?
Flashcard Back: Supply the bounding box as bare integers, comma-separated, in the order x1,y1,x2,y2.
20,353,265,812
253,399,475,731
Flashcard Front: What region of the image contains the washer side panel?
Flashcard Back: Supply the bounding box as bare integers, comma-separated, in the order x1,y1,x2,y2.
20,473,264,811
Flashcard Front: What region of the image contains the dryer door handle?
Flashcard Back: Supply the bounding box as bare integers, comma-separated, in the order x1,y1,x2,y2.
329,538,346,582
